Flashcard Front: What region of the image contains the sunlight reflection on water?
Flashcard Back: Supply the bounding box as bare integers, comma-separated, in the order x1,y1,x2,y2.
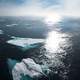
45,30,70,58
42,28,72,79
40,19,72,79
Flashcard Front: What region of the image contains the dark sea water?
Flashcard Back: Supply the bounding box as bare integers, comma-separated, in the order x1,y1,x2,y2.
0,16,80,80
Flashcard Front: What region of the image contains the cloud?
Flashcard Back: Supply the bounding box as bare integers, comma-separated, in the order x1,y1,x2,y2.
40,0,60,7
61,0,80,17
0,0,61,16
0,0,40,6
0,0,80,17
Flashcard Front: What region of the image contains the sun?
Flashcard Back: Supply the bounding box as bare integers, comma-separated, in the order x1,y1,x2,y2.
44,12,61,26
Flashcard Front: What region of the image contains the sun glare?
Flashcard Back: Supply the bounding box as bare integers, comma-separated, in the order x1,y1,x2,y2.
44,30,69,59
44,13,61,26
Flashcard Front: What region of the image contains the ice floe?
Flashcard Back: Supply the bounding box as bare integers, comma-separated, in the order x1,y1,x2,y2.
7,37,44,50
6,24,18,27
11,58,49,80
7,38,44,47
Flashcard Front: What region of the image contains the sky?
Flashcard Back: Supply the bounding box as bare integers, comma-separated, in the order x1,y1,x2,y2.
0,0,80,17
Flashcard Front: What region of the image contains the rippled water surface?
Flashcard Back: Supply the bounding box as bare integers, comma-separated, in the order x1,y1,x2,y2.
0,16,80,80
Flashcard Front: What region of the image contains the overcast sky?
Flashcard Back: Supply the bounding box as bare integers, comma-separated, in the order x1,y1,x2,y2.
0,0,80,17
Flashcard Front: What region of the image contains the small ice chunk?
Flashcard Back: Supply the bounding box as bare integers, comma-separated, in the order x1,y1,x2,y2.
0,30,3,34
6,24,18,27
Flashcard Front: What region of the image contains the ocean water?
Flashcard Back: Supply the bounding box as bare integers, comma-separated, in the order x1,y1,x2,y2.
0,16,80,80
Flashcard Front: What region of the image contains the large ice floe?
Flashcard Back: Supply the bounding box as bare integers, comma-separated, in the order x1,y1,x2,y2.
7,37,44,51
8,58,50,80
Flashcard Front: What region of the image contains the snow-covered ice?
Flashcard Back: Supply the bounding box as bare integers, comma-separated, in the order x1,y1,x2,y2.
11,58,48,80
7,38,44,47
